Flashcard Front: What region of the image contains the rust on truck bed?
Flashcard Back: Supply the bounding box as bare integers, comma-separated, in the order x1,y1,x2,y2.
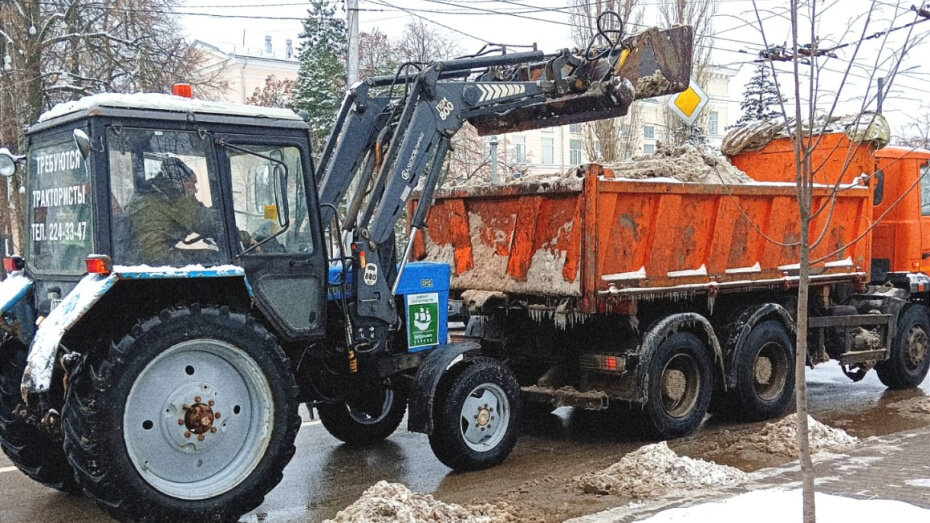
411,165,872,314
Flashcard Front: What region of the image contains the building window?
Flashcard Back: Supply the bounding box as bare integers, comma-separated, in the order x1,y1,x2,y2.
708,111,719,136
569,123,581,133
643,143,655,154
621,124,630,136
594,140,602,160
541,137,554,165
569,139,582,165
643,125,655,139
513,135,526,163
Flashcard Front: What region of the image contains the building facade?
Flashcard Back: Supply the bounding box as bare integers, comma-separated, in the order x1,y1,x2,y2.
192,37,299,104
496,66,736,177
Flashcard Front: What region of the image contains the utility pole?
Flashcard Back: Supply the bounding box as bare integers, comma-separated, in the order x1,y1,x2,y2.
489,136,499,184
347,0,360,86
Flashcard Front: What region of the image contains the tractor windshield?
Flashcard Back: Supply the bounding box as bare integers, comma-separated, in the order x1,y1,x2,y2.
108,127,227,266
27,133,93,274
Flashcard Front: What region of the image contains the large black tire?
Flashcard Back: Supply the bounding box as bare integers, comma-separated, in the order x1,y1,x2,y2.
877,305,930,389
62,306,300,522
318,385,407,446
643,332,713,439
0,339,77,492
728,320,795,421
428,357,521,471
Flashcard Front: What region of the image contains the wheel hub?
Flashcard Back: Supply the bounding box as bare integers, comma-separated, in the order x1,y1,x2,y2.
662,369,687,403
475,407,491,427
754,356,773,385
182,398,219,436
906,328,928,368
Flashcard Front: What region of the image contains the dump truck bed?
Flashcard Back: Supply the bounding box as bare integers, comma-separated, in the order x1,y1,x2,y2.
412,165,872,314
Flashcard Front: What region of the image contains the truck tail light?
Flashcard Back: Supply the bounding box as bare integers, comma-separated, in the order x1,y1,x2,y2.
2,255,24,272
911,260,921,273
85,255,112,275
172,83,194,98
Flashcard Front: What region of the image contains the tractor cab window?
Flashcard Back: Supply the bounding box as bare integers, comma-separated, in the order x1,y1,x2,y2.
27,133,93,274
226,144,312,255
108,128,226,266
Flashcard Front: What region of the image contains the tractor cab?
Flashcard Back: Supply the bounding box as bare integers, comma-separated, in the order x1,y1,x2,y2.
3,93,328,342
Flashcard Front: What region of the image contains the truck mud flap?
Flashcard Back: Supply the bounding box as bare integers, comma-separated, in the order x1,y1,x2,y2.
407,341,480,434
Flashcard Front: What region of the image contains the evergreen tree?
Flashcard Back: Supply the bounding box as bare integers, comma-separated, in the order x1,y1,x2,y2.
293,0,347,148
736,63,786,125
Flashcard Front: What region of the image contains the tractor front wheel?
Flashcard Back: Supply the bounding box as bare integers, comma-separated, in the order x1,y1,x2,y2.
63,306,300,522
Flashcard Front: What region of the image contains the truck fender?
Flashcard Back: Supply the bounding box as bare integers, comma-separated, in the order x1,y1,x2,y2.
21,265,250,401
407,341,481,434
0,271,37,344
635,312,724,403
722,303,796,389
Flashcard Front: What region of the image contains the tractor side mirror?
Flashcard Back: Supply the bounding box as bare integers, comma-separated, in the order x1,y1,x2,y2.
873,169,884,206
73,129,92,159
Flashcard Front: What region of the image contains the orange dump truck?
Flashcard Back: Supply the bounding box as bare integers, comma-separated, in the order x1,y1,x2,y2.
411,135,930,439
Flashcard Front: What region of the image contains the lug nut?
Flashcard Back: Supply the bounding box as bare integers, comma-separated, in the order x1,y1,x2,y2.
210,427,217,433
194,396,202,403
182,404,189,410
215,412,221,419
177,419,184,426
197,434,205,441
184,431,192,438
208,400,215,406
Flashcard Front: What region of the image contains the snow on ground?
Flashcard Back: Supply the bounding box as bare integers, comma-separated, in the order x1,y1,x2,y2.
571,442,749,498
324,481,519,523
635,488,930,523
734,414,858,456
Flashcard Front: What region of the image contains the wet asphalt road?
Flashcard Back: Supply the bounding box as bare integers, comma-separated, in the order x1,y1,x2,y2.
1,364,928,523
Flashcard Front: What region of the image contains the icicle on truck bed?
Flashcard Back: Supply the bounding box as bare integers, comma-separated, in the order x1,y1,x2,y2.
409,144,872,308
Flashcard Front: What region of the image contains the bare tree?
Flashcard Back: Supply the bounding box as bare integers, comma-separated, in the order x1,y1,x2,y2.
395,19,460,64
358,27,397,79
570,0,644,161
0,0,222,251
659,0,717,145
246,75,295,108
741,2,924,520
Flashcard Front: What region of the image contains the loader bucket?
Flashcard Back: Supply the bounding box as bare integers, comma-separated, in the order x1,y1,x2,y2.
468,25,693,135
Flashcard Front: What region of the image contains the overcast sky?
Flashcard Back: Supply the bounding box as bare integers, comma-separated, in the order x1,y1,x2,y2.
178,1,930,136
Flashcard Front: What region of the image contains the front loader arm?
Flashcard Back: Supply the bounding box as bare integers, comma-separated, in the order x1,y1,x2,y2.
315,21,693,352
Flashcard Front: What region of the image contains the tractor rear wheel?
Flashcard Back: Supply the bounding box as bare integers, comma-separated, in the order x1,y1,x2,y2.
63,306,299,522
0,338,77,492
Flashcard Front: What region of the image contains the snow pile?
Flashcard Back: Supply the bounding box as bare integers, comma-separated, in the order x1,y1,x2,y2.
324,481,518,523
602,143,754,184
572,442,749,498
889,396,930,418
636,488,930,523
737,414,858,456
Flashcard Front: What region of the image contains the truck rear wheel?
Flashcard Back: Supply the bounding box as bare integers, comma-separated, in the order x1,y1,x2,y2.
428,357,521,471
643,332,712,439
730,320,795,421
318,386,407,446
0,339,77,492
62,306,300,522
876,305,930,389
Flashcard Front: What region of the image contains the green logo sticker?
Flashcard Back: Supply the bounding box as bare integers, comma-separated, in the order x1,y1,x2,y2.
407,292,439,349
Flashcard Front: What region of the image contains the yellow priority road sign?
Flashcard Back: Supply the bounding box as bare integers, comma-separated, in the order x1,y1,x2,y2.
667,79,708,125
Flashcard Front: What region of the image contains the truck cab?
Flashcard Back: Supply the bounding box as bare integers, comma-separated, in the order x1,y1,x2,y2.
872,146,930,281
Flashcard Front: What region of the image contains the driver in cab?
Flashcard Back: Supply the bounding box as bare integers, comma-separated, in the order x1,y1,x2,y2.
126,157,217,265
